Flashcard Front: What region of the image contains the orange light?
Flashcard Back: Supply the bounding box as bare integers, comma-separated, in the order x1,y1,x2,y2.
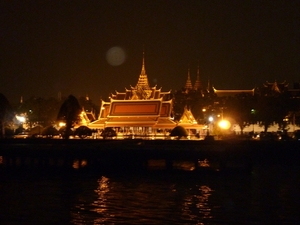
59,122,66,127
218,120,231,129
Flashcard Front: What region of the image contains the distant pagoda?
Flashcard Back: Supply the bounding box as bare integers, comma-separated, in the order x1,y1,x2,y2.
184,68,193,91
183,63,203,93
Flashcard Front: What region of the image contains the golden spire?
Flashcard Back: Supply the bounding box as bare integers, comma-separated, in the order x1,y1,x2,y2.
194,63,202,90
141,51,146,75
136,51,150,90
185,67,193,90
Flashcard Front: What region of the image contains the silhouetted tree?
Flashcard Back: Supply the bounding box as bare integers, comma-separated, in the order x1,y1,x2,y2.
75,126,92,139
41,125,59,138
101,127,117,139
256,96,288,132
57,95,81,139
170,126,188,140
226,96,255,135
0,93,14,138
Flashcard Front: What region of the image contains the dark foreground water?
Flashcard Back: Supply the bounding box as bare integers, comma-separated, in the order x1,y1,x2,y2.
0,164,299,225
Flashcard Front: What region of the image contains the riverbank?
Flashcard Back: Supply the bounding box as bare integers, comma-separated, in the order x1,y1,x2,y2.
0,139,299,172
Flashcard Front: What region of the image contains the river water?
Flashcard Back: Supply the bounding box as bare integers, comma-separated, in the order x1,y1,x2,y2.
0,163,299,225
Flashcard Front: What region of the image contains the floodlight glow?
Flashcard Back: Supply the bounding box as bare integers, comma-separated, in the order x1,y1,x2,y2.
218,120,231,129
208,116,213,122
16,115,26,123
59,122,66,127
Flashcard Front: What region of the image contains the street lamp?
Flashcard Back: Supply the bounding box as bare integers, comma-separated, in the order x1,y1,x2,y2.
218,119,231,130
207,116,213,136
16,115,26,123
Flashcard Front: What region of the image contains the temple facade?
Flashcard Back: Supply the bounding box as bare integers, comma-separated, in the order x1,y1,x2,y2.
88,53,178,138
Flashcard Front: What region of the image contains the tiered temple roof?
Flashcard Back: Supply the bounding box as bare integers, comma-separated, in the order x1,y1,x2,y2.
88,53,176,130
262,80,289,95
177,106,203,129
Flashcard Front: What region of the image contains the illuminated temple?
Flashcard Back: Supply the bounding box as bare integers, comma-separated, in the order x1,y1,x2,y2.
88,53,178,137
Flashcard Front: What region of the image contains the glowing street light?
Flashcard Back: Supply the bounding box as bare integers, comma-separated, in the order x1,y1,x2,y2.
218,119,231,130
206,116,214,136
59,122,66,127
16,115,26,123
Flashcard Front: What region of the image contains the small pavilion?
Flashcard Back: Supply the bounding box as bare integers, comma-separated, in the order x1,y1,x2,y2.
177,106,205,139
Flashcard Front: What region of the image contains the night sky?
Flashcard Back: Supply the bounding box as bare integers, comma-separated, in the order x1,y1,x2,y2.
1,0,299,104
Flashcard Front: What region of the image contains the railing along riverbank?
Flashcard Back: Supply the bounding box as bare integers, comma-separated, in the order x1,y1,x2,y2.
0,139,299,173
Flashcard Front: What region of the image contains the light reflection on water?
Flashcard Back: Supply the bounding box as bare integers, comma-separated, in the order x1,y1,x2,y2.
0,164,300,224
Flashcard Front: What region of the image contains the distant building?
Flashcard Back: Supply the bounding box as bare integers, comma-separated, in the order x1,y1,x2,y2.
212,87,255,98
261,80,289,96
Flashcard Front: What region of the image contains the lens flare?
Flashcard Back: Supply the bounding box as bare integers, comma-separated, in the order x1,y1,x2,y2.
106,46,126,66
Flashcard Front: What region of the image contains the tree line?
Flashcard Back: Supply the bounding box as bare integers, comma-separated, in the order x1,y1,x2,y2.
0,94,98,139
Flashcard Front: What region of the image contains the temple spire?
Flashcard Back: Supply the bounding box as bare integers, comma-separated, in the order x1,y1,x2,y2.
135,51,150,90
194,63,202,90
141,51,146,75
184,67,193,90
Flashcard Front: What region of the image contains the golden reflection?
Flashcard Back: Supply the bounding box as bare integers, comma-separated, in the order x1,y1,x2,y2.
72,159,88,169
81,160,87,167
72,160,80,169
196,185,212,219
70,176,111,225
173,161,196,171
92,176,110,221
198,159,210,167
182,185,213,220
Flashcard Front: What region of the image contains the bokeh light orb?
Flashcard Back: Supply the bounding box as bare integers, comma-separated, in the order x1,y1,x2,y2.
106,46,126,66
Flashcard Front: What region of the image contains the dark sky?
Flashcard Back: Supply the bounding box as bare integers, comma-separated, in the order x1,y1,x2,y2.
1,0,299,104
